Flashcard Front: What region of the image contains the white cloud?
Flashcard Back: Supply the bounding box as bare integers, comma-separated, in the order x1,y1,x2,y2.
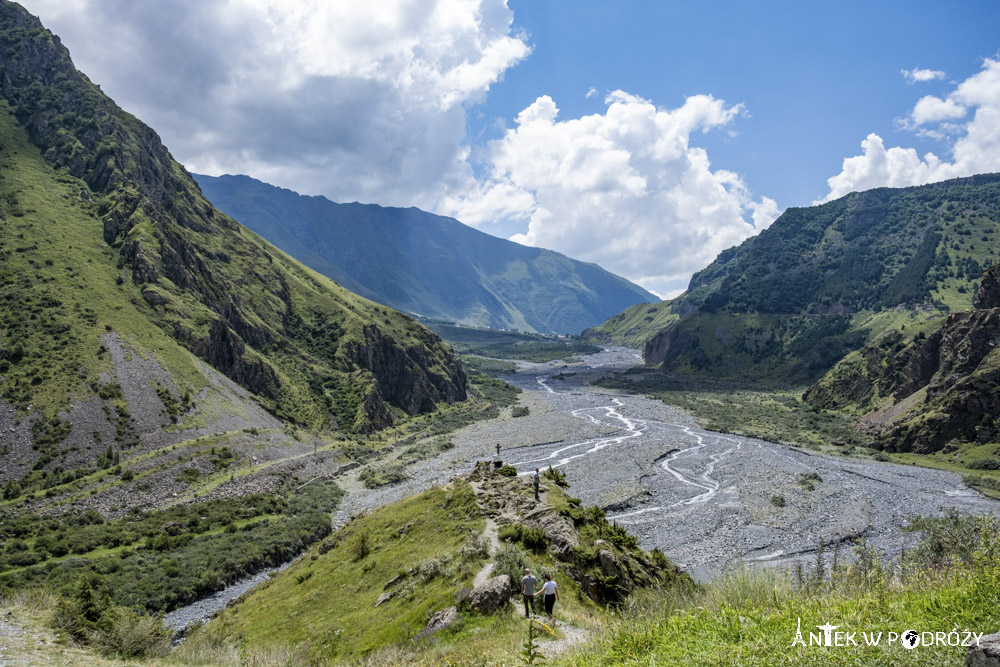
907,95,966,126
19,0,529,209
901,67,946,84
439,91,778,297
819,58,1000,203
585,87,599,99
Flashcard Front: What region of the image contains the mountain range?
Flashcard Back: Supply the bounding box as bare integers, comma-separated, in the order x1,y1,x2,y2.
0,1,466,506
194,173,656,335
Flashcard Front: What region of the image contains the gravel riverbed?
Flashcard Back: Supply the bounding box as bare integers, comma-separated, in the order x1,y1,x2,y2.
170,346,1000,627
338,346,999,580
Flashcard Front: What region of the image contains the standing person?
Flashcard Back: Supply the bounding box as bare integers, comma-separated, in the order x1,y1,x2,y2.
535,573,558,620
520,568,537,618
533,468,540,501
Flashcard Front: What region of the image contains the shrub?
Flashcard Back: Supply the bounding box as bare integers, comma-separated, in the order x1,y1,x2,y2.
352,531,372,561
542,465,568,488
966,458,1000,470
90,606,170,658
770,495,786,507
458,533,491,560
498,524,547,553
511,406,529,418
796,472,822,491
359,464,408,489
498,465,517,477
492,542,529,593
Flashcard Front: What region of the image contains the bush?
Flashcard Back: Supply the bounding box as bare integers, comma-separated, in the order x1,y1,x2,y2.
492,542,529,593
90,606,170,658
796,472,822,491
542,465,568,488
770,495,786,507
497,523,547,553
352,531,372,561
511,406,529,418
966,458,1000,470
498,465,517,477
458,534,491,560
359,464,408,489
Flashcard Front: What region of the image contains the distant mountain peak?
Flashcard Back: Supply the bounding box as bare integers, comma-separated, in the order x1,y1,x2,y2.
195,173,657,335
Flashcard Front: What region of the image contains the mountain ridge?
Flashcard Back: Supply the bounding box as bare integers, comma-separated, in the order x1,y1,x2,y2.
0,0,468,511
586,174,1000,383
194,173,657,335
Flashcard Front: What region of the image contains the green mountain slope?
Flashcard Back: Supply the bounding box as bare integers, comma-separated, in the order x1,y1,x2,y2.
587,175,1000,383
806,262,1000,455
193,174,657,335
0,2,466,495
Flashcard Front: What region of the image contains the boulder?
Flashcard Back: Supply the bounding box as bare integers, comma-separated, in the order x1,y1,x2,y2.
414,606,459,640
468,575,510,614
967,632,1000,667
374,591,394,608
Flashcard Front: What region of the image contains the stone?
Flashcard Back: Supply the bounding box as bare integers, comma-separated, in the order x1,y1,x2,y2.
468,575,510,614
967,632,1000,667
374,591,394,608
414,606,459,640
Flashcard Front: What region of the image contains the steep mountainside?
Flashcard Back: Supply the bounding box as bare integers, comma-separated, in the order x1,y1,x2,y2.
194,174,657,335
587,175,1000,383
806,263,1000,454
0,2,466,498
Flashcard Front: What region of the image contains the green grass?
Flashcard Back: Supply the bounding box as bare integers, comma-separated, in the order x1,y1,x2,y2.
563,514,1000,666
595,368,863,451
185,482,486,663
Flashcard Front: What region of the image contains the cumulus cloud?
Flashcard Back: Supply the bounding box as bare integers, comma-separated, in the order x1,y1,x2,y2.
901,67,946,84
438,91,778,297
819,57,1000,203
19,0,529,208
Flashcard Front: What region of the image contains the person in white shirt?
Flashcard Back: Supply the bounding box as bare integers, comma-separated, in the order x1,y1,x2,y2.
534,573,558,619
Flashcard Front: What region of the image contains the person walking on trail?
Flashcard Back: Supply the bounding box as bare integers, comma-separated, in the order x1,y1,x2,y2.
533,468,540,500
535,573,558,620
520,568,538,618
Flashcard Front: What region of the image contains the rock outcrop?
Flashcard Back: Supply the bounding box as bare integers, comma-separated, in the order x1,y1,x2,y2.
469,467,689,609
468,575,510,614
806,263,1000,453
414,607,459,640
968,632,1000,667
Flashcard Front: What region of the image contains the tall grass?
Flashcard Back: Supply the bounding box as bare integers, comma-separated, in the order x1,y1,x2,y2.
563,513,1000,666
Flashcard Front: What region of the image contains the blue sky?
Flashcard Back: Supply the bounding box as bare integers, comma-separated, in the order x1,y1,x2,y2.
19,0,1000,298
491,0,1000,209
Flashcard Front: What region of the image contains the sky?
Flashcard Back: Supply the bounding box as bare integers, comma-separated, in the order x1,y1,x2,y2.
18,0,1000,298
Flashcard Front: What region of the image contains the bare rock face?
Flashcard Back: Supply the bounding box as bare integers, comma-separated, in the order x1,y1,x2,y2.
967,632,1000,667
414,606,459,640
468,575,510,614
193,319,280,400
975,265,1000,310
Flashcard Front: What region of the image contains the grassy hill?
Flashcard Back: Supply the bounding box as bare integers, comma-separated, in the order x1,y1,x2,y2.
178,469,686,665
194,174,657,335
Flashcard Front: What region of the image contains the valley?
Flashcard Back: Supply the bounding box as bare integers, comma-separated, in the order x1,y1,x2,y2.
297,347,1000,583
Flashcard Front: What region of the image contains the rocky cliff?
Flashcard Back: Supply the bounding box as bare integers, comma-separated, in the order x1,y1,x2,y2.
806,263,1000,453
